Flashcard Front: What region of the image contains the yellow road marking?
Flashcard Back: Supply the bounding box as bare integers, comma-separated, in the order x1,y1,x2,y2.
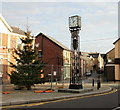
1,89,117,109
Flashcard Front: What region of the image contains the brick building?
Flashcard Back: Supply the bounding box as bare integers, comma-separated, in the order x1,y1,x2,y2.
104,38,120,81
89,53,99,71
35,33,70,81
104,48,115,81
106,48,115,63
113,38,120,81
0,15,27,84
63,49,71,79
80,52,93,75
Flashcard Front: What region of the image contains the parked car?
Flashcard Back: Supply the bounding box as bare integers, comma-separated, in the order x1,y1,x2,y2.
85,72,92,76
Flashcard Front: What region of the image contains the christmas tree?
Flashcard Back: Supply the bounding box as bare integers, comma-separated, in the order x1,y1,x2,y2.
8,31,45,90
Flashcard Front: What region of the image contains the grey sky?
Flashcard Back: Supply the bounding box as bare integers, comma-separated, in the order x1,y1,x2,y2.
1,2,118,53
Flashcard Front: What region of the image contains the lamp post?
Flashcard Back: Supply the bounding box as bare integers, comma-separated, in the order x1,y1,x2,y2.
69,15,83,89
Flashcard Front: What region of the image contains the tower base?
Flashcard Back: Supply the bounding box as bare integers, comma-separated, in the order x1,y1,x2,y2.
69,84,83,89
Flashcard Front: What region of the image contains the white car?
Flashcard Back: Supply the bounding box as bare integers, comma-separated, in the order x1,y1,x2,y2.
85,72,92,76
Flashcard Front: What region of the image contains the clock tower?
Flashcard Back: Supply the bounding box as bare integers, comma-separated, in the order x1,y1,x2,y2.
69,15,83,89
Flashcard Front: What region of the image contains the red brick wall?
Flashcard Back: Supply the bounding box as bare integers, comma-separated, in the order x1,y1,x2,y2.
35,34,63,66
35,34,63,80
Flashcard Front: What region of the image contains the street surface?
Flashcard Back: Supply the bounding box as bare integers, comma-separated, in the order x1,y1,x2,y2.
2,89,119,110
2,72,120,110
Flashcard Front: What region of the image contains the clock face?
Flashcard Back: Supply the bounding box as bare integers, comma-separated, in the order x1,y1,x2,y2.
69,16,81,28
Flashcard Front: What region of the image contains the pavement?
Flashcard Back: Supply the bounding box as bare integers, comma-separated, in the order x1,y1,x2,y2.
0,81,118,107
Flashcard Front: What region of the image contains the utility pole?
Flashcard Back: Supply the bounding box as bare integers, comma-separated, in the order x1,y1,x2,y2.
50,65,53,90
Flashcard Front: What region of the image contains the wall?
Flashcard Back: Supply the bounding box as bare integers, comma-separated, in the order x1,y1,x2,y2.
35,34,63,80
0,33,9,83
107,48,115,63
114,39,120,80
104,64,115,81
0,16,11,83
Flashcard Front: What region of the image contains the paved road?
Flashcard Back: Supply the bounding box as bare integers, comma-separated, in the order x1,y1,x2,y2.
2,89,119,110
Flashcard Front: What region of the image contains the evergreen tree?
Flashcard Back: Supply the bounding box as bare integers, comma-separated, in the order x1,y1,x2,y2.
8,31,45,90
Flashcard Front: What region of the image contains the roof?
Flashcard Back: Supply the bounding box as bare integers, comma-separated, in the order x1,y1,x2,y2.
0,14,12,32
36,33,69,50
106,48,115,55
89,53,99,58
11,26,26,35
81,52,90,57
0,15,29,36
113,38,120,44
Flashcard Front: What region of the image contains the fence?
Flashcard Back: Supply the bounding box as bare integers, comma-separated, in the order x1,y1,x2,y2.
0,64,71,85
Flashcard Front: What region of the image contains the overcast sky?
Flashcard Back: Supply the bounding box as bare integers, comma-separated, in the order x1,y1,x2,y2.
1,1,118,53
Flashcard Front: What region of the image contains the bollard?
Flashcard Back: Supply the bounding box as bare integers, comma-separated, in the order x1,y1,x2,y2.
92,79,94,87
97,79,101,90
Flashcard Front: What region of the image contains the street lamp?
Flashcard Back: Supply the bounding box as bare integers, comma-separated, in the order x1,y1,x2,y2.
69,15,83,89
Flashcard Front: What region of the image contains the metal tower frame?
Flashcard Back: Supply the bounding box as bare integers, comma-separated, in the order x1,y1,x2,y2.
69,25,83,89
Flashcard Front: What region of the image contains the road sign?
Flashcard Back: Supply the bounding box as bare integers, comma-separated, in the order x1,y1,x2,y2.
53,71,57,76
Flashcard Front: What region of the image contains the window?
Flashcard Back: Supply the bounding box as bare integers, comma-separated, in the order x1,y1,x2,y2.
38,51,42,58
